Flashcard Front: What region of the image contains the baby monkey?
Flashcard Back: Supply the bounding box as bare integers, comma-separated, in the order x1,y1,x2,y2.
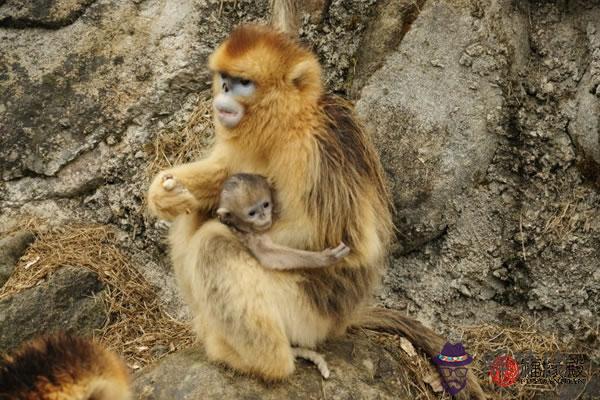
217,173,350,270
216,173,351,379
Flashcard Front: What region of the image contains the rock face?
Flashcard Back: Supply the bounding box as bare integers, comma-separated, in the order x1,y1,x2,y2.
350,0,425,97
0,266,106,353
357,0,514,251
358,0,600,359
0,0,212,181
0,0,97,29
134,334,418,400
0,230,34,287
0,0,271,329
0,0,270,212
569,64,600,166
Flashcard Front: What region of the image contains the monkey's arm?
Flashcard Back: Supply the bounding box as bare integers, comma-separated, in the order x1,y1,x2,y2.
246,235,350,270
148,153,228,220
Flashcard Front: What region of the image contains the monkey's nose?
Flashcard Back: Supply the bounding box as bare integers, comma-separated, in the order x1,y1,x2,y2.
222,82,229,92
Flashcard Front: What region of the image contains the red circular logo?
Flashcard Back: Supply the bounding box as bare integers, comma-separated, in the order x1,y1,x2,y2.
489,355,520,387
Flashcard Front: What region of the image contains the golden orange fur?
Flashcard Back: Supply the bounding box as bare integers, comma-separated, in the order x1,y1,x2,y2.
148,25,485,399
0,333,131,400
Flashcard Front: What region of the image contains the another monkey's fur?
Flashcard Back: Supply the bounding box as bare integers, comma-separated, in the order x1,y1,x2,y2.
217,173,350,270
0,332,131,400
148,25,485,398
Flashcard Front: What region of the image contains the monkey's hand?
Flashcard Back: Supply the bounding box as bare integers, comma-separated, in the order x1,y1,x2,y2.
148,155,228,220
247,237,350,270
321,242,350,264
148,172,202,221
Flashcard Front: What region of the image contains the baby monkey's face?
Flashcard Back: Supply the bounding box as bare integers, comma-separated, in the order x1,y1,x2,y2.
217,174,274,233
240,192,273,232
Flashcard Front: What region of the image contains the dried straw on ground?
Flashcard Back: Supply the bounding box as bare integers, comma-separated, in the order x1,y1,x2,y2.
462,322,596,400
145,94,215,178
0,222,193,369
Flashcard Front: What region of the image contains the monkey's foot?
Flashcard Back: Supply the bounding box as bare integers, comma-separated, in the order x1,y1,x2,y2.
292,347,330,379
323,242,351,262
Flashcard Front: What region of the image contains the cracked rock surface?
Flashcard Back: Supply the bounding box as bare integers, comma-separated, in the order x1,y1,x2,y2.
0,0,97,29
0,266,106,353
0,230,34,287
356,0,600,360
134,333,414,400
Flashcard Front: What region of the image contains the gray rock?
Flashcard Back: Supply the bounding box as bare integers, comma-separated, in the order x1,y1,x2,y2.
299,0,378,93
568,59,600,165
1,143,107,206
0,0,271,239
0,230,34,287
356,0,521,252
0,0,198,180
0,0,95,29
134,333,416,400
350,0,425,97
0,266,106,353
0,0,269,183
378,1,600,362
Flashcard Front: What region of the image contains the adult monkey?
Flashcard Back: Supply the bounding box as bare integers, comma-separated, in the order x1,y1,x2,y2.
148,25,485,399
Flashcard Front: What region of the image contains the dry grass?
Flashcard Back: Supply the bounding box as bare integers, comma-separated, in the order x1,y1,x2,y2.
364,330,447,399
145,94,215,179
461,321,564,399
0,222,194,369
533,187,597,248
0,95,216,368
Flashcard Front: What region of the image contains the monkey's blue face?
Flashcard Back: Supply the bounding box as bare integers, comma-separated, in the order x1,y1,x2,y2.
213,72,256,129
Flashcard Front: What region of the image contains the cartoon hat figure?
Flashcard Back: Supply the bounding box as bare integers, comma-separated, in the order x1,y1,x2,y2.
434,342,473,367
433,342,474,396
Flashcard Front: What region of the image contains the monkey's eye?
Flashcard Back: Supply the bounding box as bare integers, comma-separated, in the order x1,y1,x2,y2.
263,202,270,208
240,79,251,86
248,210,256,217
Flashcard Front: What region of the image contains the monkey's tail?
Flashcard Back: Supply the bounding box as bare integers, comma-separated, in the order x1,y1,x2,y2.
0,332,131,400
351,306,487,400
292,347,330,379
270,0,299,35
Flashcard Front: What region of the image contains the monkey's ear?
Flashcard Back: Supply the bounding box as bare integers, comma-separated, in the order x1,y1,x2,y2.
287,59,320,92
217,208,231,221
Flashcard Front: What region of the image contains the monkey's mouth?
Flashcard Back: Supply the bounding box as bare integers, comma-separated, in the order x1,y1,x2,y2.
217,108,238,118
213,96,244,128
254,221,272,232
216,107,242,128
